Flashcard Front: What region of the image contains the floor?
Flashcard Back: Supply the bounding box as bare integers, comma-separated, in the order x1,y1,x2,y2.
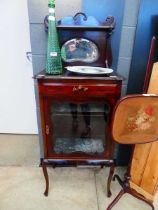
0,134,157,210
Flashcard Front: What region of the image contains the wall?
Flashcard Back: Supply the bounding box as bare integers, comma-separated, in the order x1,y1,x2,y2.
28,0,140,161
128,0,158,94
116,0,140,164
117,0,140,97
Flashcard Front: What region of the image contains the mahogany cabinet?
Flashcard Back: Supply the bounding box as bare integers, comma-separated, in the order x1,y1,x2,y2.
35,71,123,196
35,13,122,197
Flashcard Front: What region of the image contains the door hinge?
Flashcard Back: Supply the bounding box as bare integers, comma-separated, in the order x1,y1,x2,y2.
46,125,49,135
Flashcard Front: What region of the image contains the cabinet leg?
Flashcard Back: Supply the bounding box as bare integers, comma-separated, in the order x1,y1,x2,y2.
42,159,49,196
107,161,115,197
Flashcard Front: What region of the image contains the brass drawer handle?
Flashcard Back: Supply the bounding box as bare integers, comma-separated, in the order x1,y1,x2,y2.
73,85,88,92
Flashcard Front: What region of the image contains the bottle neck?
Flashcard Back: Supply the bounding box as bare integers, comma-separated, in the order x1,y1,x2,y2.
49,8,55,21
49,8,55,15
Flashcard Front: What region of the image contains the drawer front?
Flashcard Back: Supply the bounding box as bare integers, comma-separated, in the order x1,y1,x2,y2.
39,82,120,99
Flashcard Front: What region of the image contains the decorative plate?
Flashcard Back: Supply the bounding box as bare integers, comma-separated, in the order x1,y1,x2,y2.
65,66,113,75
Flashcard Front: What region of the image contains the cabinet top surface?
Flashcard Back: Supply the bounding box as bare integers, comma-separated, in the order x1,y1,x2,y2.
34,70,124,81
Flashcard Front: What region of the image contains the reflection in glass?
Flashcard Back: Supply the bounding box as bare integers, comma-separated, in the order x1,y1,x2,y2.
70,103,91,138
50,102,110,155
61,38,99,63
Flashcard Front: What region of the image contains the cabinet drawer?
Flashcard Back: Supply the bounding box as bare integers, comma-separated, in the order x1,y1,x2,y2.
39,82,119,98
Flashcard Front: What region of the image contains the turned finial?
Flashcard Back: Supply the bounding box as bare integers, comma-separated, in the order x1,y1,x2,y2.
48,0,55,8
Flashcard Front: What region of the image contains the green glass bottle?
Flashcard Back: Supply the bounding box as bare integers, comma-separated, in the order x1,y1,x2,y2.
46,0,62,75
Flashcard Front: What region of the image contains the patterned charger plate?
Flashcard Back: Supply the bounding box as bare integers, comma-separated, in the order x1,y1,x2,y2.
65,66,113,75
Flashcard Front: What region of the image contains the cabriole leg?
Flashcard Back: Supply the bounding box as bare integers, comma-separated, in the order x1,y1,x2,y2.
106,189,125,210
107,161,115,197
127,189,155,210
42,159,49,196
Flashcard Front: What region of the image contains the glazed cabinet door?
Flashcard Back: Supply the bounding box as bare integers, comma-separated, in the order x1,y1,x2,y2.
43,98,114,160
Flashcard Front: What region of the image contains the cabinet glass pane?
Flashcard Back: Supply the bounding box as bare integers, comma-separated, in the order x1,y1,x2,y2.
50,102,110,155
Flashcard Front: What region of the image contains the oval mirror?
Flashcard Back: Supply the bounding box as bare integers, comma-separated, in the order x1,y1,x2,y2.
61,38,99,63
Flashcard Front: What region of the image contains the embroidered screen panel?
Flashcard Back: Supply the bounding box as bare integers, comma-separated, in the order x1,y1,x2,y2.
112,96,158,144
